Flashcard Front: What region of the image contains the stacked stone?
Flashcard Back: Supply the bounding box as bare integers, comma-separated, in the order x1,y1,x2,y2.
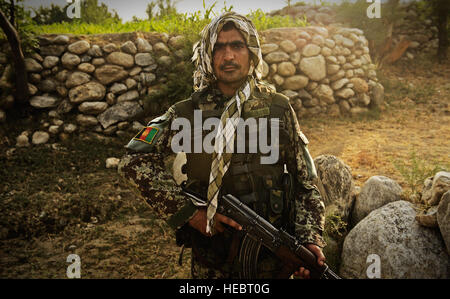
270,4,339,27
392,2,439,60
260,27,384,118
271,2,439,60
20,33,185,140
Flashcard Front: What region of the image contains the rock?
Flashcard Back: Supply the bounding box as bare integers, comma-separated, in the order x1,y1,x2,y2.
168,35,185,49
43,56,60,69
279,40,297,53
282,75,309,91
327,64,340,75
429,171,450,206
370,83,384,107
437,191,450,253
135,53,155,66
40,45,66,57
120,41,137,55
157,56,173,67
110,83,128,95
335,88,355,99
272,74,284,86
153,42,170,54
277,62,296,77
25,58,43,72
314,84,335,104
16,134,30,147
97,101,144,129
289,52,301,64
78,101,108,115
61,52,81,69
312,35,325,46
66,71,91,88
117,90,139,102
140,72,156,86
68,40,90,55
0,109,5,123
76,114,98,127
314,155,354,221
32,131,50,145
106,157,121,169
353,176,403,226
63,123,77,134
94,65,128,85
68,82,106,104
302,44,321,57
92,58,105,66
350,78,369,93
52,35,70,44
56,99,73,114
87,45,103,57
261,43,279,55
30,95,59,108
264,51,289,64
77,63,95,73
103,43,118,53
136,38,152,53
416,206,439,228
331,78,350,90
38,79,57,92
106,52,135,68
341,201,449,279
299,55,326,81
421,176,434,203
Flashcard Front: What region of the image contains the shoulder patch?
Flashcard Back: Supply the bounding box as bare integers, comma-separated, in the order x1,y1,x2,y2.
134,126,159,145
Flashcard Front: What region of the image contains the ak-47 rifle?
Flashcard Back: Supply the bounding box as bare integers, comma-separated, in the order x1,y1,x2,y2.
181,184,341,279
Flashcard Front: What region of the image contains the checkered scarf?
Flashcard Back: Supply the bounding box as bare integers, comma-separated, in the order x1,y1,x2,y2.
191,12,263,234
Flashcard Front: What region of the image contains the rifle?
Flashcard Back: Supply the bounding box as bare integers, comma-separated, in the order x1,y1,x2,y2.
181,184,341,279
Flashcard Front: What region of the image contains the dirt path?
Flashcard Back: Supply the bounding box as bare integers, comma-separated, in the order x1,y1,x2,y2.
0,58,448,279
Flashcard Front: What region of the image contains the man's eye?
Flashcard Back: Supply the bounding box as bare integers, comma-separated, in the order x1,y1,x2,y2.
232,43,245,49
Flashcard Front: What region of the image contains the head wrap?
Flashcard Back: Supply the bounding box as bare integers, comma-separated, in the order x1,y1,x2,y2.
191,12,264,91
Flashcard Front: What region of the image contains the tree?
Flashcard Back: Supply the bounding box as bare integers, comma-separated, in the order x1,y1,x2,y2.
79,0,121,24
429,0,449,62
146,0,179,20
0,2,28,104
32,4,70,25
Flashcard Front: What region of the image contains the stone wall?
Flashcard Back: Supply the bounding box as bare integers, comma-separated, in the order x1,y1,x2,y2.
259,27,384,118
270,2,440,60
0,26,383,143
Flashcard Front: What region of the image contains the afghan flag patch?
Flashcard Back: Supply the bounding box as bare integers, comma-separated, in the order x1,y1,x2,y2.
134,126,159,145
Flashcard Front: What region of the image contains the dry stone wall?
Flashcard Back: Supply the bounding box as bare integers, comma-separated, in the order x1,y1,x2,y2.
0,27,384,142
270,2,440,60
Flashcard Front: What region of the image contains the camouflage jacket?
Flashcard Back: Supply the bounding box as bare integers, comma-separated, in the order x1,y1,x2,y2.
117,82,326,248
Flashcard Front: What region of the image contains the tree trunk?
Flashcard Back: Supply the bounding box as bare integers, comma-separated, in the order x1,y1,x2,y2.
435,0,448,63
0,7,29,104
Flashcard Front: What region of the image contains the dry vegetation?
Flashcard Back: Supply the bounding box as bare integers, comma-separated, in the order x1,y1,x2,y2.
0,53,448,278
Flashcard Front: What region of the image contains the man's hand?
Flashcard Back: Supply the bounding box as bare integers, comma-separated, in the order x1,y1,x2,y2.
188,208,242,236
293,244,326,279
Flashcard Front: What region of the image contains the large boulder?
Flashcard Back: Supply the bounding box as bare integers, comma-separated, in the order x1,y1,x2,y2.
429,171,450,206
341,201,449,279
299,55,326,81
437,191,450,254
314,155,354,221
352,176,403,226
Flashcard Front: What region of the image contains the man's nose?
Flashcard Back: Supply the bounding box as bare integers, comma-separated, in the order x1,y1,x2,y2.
223,45,235,60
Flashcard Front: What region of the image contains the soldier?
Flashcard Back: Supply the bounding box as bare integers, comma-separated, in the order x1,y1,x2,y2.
118,12,326,279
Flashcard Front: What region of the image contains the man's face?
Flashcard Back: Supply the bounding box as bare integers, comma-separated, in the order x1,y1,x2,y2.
212,27,250,89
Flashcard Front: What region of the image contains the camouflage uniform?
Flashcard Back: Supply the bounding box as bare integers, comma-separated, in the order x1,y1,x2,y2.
117,12,325,279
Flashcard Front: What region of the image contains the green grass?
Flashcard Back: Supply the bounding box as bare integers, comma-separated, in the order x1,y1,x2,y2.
29,9,308,36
